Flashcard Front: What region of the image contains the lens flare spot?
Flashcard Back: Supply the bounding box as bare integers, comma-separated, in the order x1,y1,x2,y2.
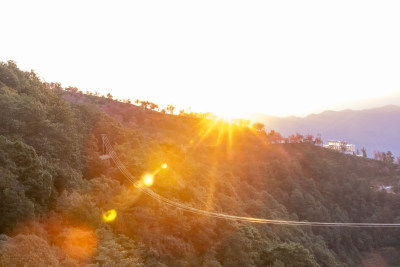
60,227,97,261
161,163,168,169
143,174,154,186
102,209,117,223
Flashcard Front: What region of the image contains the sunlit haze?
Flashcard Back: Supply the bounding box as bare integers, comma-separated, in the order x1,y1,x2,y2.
2,0,400,117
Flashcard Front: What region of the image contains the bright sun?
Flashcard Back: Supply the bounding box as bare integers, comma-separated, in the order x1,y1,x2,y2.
214,108,243,122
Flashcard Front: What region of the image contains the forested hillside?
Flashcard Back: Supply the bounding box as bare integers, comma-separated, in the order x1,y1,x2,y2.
1,61,400,266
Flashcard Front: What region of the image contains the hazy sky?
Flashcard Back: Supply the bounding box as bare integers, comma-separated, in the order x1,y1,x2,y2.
2,0,400,117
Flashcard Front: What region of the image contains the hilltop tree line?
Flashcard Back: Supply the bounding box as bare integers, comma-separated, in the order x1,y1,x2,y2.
49,81,400,162
52,81,399,159
51,82,334,148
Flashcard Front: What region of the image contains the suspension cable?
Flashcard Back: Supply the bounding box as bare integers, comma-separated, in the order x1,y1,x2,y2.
103,135,400,227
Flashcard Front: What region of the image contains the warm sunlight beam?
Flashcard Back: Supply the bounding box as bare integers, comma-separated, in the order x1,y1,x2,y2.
228,121,233,157
216,122,224,146
190,120,219,151
102,209,117,223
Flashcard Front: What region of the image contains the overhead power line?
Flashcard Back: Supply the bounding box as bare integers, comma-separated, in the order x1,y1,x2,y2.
103,135,400,228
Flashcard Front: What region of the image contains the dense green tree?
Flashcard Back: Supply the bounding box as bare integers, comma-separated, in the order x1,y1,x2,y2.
0,136,53,213
251,122,265,132
166,105,175,114
361,147,367,158
91,227,144,267
0,234,61,266
263,242,319,267
0,61,19,89
386,151,394,165
0,168,34,232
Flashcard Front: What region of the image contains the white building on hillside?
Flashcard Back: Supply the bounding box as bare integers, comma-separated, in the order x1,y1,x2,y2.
323,140,355,155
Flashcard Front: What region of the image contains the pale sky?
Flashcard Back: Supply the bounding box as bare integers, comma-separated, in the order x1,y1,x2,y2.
2,0,400,117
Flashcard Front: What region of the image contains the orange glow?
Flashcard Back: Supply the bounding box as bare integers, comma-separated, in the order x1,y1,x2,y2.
161,163,168,169
60,227,97,261
143,174,154,186
103,209,117,222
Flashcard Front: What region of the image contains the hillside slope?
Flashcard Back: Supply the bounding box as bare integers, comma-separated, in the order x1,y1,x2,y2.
1,61,400,267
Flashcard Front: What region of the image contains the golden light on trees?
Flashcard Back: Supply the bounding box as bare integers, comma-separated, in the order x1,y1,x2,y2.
60,227,97,261
143,174,154,187
102,209,117,223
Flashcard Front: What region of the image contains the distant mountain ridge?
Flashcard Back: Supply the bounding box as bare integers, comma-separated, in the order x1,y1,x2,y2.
251,105,400,157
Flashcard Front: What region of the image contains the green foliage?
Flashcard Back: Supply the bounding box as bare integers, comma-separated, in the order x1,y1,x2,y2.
0,234,61,266
0,66,88,171
90,227,144,267
0,168,34,232
0,137,53,206
264,242,319,267
0,61,103,231
0,136,53,232
0,61,19,89
217,225,268,267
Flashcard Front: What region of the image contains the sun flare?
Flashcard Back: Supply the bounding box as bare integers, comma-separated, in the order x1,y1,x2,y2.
143,174,154,187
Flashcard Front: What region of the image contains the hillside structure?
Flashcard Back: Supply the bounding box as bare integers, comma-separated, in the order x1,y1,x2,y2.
323,140,355,155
